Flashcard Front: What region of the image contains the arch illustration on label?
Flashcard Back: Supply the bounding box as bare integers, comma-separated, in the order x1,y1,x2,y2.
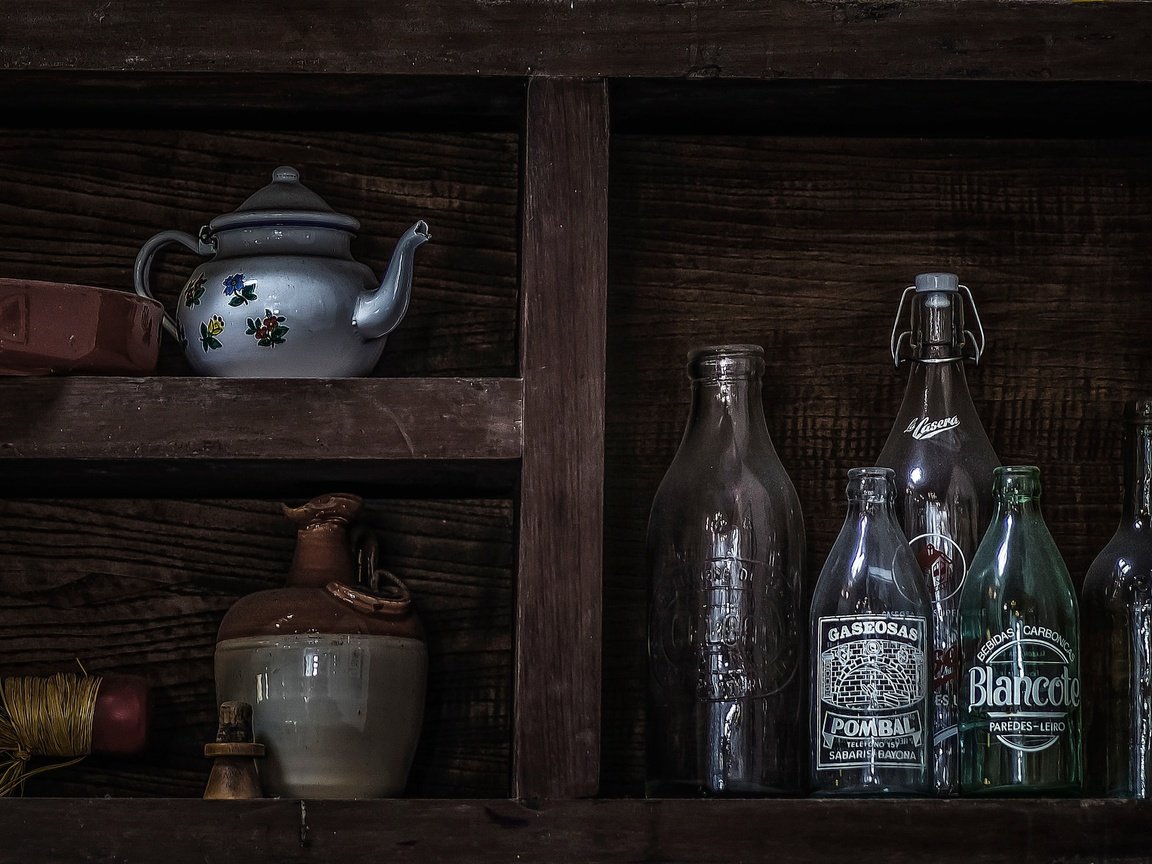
816,614,928,770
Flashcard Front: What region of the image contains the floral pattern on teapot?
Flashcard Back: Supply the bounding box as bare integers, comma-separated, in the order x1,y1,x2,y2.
246,309,289,348
200,315,226,352
223,273,259,307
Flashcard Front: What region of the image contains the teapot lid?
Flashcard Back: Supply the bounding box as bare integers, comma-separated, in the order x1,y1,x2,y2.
208,166,361,234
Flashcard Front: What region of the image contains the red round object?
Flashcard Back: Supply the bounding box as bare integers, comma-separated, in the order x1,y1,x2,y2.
90,674,150,755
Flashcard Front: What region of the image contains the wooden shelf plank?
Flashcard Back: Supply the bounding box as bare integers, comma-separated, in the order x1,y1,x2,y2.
0,798,1150,864
0,377,522,495
0,1,1148,82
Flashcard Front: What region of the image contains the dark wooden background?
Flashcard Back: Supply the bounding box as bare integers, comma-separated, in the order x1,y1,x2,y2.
0,123,521,796
602,133,1152,794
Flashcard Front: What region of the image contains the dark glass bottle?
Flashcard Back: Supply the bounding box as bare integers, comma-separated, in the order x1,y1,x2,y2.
959,466,1082,796
647,345,805,796
1083,399,1152,798
810,467,932,796
876,272,1000,795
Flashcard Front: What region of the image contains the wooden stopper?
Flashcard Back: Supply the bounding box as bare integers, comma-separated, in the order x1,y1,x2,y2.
204,701,264,800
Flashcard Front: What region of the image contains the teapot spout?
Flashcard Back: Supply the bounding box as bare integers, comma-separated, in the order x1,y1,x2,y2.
353,220,430,340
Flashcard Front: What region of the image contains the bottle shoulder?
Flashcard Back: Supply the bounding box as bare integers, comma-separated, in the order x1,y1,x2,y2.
650,450,802,519
962,520,1078,611
812,519,929,616
1083,523,1152,599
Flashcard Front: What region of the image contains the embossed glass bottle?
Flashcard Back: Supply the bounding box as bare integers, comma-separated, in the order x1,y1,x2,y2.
1083,400,1152,798
810,467,932,796
876,272,999,796
959,466,1082,796
647,345,805,796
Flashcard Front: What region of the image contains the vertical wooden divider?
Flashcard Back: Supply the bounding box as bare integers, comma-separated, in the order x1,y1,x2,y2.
514,76,610,799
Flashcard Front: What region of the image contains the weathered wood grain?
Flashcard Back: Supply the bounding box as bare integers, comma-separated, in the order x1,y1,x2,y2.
0,497,513,797
0,1,1149,81
0,377,522,459
1,798,1151,864
0,127,518,377
603,134,1152,793
514,78,608,799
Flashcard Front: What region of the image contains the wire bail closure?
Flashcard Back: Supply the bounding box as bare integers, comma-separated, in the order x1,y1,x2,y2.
889,282,986,368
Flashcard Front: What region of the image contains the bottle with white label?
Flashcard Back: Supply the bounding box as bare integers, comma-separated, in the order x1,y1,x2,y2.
959,466,1082,796
647,345,806,795
810,466,932,796
876,272,1000,796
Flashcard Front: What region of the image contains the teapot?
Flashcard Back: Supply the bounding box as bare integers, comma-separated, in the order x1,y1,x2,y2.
133,166,429,377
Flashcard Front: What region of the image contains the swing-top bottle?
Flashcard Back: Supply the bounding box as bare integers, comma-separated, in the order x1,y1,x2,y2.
877,272,999,795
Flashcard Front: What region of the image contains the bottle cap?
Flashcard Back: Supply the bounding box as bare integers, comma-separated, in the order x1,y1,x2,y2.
914,272,959,293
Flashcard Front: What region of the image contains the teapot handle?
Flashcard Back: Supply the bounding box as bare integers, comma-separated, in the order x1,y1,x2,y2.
133,229,214,340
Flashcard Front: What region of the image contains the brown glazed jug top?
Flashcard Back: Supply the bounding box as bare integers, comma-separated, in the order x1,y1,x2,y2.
216,493,422,643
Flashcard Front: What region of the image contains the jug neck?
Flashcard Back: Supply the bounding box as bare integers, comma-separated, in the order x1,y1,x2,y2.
683,345,769,450
287,521,356,588
1123,404,1152,525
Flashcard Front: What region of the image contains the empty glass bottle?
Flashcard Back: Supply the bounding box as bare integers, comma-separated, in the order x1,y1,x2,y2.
1083,399,1152,798
810,467,932,796
877,272,999,796
647,345,805,796
959,466,1082,796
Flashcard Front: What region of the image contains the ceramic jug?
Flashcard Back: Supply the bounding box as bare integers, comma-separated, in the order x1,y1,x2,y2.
134,166,429,377
214,494,427,798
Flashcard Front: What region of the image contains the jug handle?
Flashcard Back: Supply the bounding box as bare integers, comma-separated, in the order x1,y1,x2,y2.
133,229,214,340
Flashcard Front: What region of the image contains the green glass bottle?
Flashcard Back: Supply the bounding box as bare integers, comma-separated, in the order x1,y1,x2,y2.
959,466,1082,796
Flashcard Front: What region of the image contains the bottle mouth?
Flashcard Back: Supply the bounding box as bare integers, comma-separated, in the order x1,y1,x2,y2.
847,466,896,503
994,465,1042,500
687,344,764,380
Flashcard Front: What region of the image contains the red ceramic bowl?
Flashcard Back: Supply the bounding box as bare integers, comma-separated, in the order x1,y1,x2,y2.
0,278,163,375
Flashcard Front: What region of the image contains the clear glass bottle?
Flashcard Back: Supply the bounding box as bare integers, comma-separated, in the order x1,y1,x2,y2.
1083,399,1152,798
959,466,1082,796
647,345,805,796
810,467,932,796
876,272,999,795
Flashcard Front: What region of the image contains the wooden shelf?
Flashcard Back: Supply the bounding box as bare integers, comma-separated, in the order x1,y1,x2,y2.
2,797,1150,864
0,0,1148,82
0,376,522,496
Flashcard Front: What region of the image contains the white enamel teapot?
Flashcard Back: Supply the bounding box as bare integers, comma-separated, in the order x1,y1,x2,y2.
134,166,429,377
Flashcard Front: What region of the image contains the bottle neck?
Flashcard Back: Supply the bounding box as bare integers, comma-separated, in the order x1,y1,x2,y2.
842,469,902,530
909,290,965,362
1123,423,1152,524
992,468,1043,520
685,374,768,448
